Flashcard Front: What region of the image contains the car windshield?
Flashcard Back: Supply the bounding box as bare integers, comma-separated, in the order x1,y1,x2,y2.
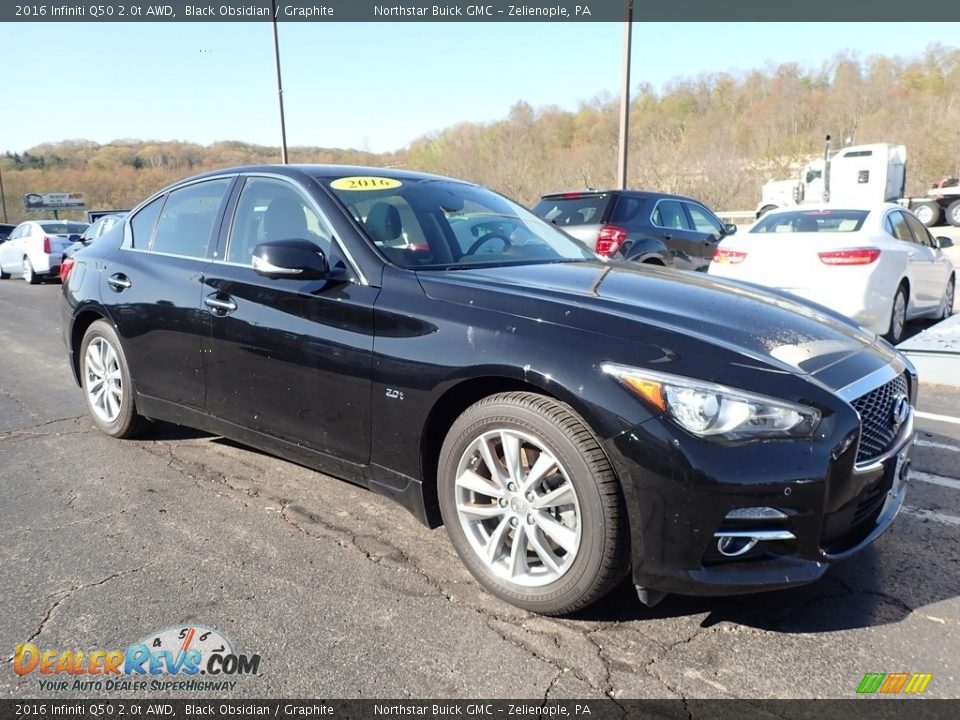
532,194,612,227
751,209,869,234
39,221,89,234
322,175,595,269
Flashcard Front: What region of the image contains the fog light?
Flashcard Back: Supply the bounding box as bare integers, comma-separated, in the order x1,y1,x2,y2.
713,529,796,558
724,507,788,521
717,536,758,557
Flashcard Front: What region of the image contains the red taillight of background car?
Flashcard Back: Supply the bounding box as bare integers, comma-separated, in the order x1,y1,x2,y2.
595,225,627,256
59,256,74,283
817,248,881,265
43,236,52,253
713,248,747,264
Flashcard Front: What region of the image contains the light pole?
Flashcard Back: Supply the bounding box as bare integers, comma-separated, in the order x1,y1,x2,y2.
271,1,289,164
0,166,7,222
617,2,633,189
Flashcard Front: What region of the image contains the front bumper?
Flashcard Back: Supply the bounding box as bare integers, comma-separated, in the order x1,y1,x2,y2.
606,394,914,599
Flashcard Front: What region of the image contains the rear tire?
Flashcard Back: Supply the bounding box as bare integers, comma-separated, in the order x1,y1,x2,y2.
0,262,9,280
79,320,148,438
757,205,777,218
912,201,941,227
438,392,629,615
946,200,960,228
22,257,39,285
885,284,908,344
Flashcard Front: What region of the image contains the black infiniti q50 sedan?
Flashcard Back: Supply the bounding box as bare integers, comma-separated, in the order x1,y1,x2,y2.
61,165,916,615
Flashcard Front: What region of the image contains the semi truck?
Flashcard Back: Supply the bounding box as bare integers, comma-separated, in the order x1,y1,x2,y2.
756,137,960,227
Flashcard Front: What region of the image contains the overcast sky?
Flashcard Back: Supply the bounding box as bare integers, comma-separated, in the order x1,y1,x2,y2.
5,22,959,153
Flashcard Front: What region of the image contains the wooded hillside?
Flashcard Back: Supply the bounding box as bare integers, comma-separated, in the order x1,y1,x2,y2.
2,45,959,223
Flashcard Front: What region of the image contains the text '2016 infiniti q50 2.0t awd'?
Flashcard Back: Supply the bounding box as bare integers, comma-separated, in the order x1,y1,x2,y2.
62,165,917,615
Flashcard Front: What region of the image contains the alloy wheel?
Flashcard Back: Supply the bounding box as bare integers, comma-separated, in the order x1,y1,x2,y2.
85,337,124,423
453,428,581,587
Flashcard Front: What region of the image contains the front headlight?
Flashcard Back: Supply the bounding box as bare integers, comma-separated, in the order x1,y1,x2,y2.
602,363,820,441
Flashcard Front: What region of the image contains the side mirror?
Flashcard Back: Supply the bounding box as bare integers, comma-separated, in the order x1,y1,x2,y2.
252,239,329,280
722,223,738,236
936,236,954,249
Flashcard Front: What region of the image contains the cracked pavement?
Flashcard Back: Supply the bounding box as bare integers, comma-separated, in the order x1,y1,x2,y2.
1,280,959,700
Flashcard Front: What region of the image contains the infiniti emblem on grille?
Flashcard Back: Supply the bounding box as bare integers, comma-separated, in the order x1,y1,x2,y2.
890,394,910,430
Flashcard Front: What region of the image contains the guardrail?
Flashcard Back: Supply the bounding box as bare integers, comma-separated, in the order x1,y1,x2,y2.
717,210,756,225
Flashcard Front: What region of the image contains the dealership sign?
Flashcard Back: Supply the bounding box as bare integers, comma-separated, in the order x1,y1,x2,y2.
23,192,85,210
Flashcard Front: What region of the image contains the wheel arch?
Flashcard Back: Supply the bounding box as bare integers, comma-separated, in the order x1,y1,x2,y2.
418,374,614,529
69,308,111,386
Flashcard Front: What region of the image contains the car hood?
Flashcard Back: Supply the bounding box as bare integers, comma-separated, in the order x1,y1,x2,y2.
417,260,900,384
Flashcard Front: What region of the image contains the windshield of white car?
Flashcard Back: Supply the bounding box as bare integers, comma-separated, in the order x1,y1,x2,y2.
751,209,869,234
322,176,595,269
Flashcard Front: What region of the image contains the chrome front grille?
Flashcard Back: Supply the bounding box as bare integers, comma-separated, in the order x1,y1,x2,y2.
851,373,909,464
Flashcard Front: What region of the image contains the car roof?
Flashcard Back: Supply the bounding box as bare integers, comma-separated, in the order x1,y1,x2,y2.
764,203,902,214
182,164,474,186
538,189,704,204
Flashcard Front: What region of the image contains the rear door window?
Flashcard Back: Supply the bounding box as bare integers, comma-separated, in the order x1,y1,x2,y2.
652,200,692,230
129,197,164,248
150,178,232,258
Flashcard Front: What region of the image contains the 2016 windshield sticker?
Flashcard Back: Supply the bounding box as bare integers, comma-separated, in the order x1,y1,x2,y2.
330,176,402,191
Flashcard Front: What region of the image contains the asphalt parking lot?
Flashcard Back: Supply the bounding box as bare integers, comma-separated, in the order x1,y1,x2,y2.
1,277,959,700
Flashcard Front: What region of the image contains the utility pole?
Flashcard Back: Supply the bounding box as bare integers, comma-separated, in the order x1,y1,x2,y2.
271,1,289,164
0,166,7,223
617,2,633,189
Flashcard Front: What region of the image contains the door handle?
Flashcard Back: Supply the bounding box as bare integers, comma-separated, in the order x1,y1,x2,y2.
107,273,131,290
204,295,237,314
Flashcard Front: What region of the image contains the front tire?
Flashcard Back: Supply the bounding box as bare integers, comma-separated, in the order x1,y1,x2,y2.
22,257,39,284
885,284,908,344
438,392,628,615
79,320,147,438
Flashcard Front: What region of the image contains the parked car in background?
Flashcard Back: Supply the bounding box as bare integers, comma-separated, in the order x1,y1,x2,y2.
64,165,917,615
0,223,16,244
532,190,737,270
60,213,126,282
708,205,955,344
0,219,89,284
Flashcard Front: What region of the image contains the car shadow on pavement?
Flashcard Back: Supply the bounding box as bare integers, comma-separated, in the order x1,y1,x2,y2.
140,420,213,441
574,541,955,633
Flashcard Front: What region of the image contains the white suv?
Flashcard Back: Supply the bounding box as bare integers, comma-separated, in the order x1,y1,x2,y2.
0,220,89,284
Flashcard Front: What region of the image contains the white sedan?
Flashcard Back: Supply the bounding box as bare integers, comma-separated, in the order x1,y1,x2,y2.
708,204,955,343
0,219,88,284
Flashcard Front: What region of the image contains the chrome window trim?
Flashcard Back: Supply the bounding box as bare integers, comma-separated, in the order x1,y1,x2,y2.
121,247,216,263
222,172,367,286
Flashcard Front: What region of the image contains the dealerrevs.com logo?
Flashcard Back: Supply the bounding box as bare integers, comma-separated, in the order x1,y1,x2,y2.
14,625,261,692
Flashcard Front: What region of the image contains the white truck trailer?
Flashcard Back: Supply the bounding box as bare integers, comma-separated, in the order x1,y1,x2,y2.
756,138,960,227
